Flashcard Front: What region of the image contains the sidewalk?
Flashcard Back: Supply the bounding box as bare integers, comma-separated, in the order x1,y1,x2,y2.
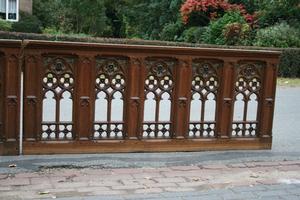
1,160,300,200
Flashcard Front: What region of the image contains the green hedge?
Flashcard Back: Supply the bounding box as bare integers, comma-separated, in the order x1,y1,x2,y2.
279,49,300,78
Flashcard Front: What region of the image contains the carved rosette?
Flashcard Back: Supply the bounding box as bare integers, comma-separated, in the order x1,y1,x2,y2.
95,57,127,97
144,58,175,98
235,61,264,99
191,59,222,98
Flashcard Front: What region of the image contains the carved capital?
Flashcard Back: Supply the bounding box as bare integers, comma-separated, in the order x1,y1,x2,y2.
25,96,37,105
80,96,90,107
7,96,18,106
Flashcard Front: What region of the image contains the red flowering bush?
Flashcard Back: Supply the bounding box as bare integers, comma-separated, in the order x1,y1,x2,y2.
180,0,252,25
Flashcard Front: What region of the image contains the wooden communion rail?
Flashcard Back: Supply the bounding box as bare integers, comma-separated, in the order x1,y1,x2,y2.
0,39,280,155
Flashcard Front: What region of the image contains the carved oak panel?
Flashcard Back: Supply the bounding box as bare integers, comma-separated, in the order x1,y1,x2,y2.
142,57,176,139
41,56,75,140
93,56,128,139
0,56,3,141
232,61,265,137
188,59,222,138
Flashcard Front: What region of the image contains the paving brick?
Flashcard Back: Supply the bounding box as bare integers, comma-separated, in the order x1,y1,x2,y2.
18,183,53,191
47,188,77,193
201,164,228,170
277,165,300,172
170,166,200,171
142,167,170,173
76,186,110,193
2,178,31,186
254,161,279,167
30,177,51,184
132,173,164,179
100,174,134,181
244,162,258,168
135,178,157,185
154,177,186,183
81,169,113,175
143,182,177,188
163,170,210,177
177,181,206,187
124,193,162,199
279,160,300,166
183,194,223,200
15,173,40,178
0,186,12,191
90,190,126,196
112,168,144,174
164,187,195,192
89,180,122,187
135,188,163,194
111,184,145,190
256,179,278,185
54,182,88,189
0,174,8,180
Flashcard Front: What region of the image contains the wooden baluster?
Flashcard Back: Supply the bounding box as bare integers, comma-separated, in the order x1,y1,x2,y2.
217,60,235,139
2,52,21,154
75,56,95,140
23,55,42,141
124,57,142,139
173,58,192,139
258,60,278,138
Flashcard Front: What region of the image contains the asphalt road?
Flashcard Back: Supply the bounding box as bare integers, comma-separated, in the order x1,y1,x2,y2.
0,86,299,173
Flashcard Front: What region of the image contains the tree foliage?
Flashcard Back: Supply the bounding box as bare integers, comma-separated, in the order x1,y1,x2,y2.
29,0,299,48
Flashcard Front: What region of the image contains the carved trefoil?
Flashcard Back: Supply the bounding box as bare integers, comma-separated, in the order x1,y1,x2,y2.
142,57,176,139
188,59,222,138
232,61,264,137
41,56,75,140
93,56,128,139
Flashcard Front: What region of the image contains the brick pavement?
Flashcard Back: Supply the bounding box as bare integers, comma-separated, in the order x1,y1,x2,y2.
0,160,300,200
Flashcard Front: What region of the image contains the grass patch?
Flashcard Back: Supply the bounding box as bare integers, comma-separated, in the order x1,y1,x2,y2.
277,78,300,87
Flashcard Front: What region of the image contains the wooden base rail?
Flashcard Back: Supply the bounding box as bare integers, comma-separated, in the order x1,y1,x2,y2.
0,40,280,155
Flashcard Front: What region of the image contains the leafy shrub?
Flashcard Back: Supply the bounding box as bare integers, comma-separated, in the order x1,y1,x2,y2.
180,0,252,26
12,12,42,33
160,22,184,41
257,0,300,28
254,22,300,48
202,11,248,45
181,26,207,43
0,19,12,31
223,22,253,45
279,49,300,78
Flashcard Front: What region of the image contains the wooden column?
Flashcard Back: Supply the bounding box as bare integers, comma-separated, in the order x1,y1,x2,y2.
217,60,235,138
1,51,21,154
125,57,142,139
173,58,192,139
23,54,42,141
0,55,4,142
75,56,95,140
258,60,278,138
